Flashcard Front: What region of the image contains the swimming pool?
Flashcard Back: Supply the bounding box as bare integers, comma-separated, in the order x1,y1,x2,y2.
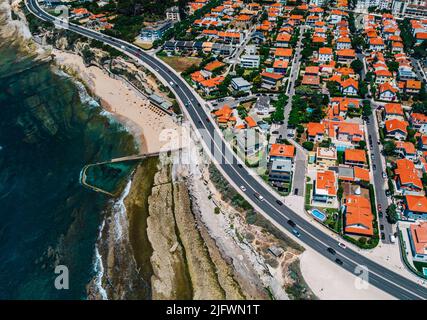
311,209,327,222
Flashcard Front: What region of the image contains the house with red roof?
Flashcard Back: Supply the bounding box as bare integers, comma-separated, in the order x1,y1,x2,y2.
410,113,427,133
344,149,367,167
340,78,358,96
404,196,427,220
395,141,417,161
408,222,427,261
276,33,292,47
394,159,424,195
343,195,374,236
213,105,236,128
269,144,295,162
261,72,284,90
385,119,408,140
313,170,338,205
318,47,333,63
369,37,385,51
307,122,325,142
405,80,422,95
383,103,404,121
378,82,398,102
336,49,356,64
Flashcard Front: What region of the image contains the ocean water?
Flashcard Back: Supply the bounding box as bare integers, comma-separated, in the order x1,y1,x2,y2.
0,35,137,298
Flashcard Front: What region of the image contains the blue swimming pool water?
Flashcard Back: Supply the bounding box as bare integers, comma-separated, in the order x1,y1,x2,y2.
311,209,327,222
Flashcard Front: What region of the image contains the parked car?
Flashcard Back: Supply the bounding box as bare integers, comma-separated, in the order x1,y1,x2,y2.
294,188,299,195
381,232,385,240
380,224,384,230
371,154,375,160
378,204,382,212
338,242,347,249
335,258,343,265
373,164,376,170
379,211,383,218
237,164,243,168
382,172,387,179
240,186,246,192
276,200,283,206
327,247,336,255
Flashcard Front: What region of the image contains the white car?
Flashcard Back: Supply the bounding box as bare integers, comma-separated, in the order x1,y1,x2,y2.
338,242,347,249
240,185,247,192
254,193,264,201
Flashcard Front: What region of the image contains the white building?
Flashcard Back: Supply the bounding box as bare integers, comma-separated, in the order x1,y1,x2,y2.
166,6,181,22
240,54,260,69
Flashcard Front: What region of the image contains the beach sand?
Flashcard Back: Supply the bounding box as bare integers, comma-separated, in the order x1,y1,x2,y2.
52,50,178,154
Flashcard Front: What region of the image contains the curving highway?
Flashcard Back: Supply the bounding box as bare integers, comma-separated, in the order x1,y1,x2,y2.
26,0,427,300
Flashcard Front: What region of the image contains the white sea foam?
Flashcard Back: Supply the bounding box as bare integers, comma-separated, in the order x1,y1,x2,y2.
111,179,132,241
93,245,108,300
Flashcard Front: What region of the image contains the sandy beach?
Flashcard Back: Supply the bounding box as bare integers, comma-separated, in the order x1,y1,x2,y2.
53,49,178,154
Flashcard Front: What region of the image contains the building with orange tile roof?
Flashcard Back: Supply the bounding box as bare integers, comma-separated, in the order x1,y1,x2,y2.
276,33,292,47
395,159,423,194
245,116,257,128
406,80,422,94
273,60,289,74
269,144,295,162
409,222,427,261
307,122,325,142
404,196,427,220
385,119,409,140
410,113,427,132
313,170,338,204
378,82,398,102
301,75,320,87
395,141,417,160
214,105,236,128
274,48,293,60
336,49,356,64
318,47,333,62
261,72,284,89
344,149,367,167
384,103,404,120
340,78,359,96
344,195,374,236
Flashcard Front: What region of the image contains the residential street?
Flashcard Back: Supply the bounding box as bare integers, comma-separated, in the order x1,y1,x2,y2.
366,109,393,244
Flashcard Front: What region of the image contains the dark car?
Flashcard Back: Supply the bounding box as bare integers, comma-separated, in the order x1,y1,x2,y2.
381,232,385,240
276,200,283,206
335,258,343,265
294,188,299,195
287,220,296,228
379,211,383,218
380,224,384,230
237,163,243,168
373,164,376,170
327,247,336,255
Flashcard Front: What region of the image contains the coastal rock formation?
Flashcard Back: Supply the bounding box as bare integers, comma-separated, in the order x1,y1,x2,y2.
147,165,192,299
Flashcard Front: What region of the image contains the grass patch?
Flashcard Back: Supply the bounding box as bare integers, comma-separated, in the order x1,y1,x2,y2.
160,56,203,73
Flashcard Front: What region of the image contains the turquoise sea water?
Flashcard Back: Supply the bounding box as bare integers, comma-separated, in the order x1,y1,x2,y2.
0,37,137,298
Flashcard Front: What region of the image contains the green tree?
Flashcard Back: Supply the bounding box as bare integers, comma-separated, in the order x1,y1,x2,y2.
386,204,399,224
383,140,396,156
302,141,314,151
351,59,364,74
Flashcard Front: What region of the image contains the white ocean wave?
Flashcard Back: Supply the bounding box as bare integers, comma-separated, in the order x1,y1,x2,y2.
92,217,108,300
111,179,132,241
